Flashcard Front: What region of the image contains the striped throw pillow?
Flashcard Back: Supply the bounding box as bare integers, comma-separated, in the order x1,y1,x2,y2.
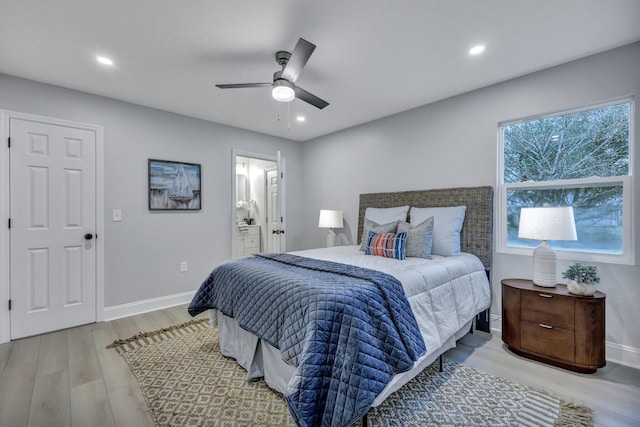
365,231,407,260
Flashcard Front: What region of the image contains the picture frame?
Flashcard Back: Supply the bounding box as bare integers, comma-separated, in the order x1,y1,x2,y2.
148,159,201,210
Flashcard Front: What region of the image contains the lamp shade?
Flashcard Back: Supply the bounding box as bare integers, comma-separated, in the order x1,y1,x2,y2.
518,207,577,241
518,206,577,287
318,209,343,229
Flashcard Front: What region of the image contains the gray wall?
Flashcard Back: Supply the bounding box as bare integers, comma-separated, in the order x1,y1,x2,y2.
302,42,640,358
0,74,304,307
1,42,638,361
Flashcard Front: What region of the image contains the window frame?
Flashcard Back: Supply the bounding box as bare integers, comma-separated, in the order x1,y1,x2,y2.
496,98,635,265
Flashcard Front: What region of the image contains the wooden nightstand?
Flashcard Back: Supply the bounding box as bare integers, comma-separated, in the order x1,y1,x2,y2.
501,278,606,373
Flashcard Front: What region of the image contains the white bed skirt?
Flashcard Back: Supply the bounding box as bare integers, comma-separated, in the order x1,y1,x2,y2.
215,310,473,407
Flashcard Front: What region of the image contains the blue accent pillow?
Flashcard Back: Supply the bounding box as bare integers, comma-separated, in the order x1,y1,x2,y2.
365,231,407,260
359,219,399,251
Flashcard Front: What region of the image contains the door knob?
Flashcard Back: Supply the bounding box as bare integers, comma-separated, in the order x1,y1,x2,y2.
84,233,94,240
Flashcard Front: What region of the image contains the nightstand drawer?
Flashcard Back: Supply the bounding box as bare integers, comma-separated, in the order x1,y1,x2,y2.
521,320,575,362
521,290,574,330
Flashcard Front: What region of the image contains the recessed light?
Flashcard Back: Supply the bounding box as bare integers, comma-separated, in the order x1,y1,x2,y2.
469,45,485,55
296,116,306,122
96,56,114,66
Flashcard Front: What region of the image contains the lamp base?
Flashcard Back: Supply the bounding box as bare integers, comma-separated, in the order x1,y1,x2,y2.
532,241,557,287
325,229,336,248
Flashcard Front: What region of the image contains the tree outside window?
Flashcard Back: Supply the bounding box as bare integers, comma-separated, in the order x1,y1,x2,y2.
499,100,633,261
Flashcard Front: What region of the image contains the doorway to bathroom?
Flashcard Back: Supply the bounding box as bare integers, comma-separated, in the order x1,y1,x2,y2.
232,150,285,258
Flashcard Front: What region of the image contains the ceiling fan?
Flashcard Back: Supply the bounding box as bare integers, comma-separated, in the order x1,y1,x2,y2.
215,38,329,109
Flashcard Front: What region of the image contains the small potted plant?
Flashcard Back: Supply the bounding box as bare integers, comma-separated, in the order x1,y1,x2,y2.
562,263,600,296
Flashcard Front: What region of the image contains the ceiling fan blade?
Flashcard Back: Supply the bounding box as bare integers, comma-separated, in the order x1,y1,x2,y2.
215,83,271,89
281,38,315,83
294,86,329,109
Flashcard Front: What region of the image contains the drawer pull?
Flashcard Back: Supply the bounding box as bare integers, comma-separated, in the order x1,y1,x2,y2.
538,293,553,298
539,323,553,329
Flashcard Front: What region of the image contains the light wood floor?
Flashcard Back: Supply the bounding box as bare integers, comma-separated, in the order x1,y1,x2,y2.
1,306,638,426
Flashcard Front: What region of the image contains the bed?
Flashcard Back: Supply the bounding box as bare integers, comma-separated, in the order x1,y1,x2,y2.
189,186,493,427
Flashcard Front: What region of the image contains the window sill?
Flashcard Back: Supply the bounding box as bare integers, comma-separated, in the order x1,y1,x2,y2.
496,245,635,266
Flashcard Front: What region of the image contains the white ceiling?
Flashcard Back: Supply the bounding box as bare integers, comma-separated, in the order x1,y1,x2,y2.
1,1,639,142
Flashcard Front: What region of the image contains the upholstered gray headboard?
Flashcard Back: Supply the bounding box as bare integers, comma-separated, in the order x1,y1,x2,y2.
358,186,493,270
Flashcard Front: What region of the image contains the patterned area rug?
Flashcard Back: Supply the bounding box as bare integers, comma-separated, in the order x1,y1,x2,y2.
108,319,593,427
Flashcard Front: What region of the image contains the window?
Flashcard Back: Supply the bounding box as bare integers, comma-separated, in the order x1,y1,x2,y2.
498,99,634,264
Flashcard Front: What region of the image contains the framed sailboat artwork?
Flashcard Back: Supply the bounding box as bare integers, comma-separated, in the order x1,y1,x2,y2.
148,159,201,210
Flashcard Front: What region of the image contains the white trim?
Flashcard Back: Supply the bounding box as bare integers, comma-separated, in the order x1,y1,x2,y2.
605,341,640,370
497,177,634,265
231,149,238,259
103,291,195,321
0,114,10,343
489,313,501,335
95,124,105,321
492,314,640,370
498,95,634,127
0,110,104,343
278,152,287,253
496,98,635,266
231,149,286,256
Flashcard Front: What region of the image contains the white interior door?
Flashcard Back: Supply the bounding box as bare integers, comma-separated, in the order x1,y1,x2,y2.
276,151,286,252
10,118,97,339
266,167,282,252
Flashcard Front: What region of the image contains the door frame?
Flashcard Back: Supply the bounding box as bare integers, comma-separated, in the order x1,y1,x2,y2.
231,149,285,258
0,110,105,343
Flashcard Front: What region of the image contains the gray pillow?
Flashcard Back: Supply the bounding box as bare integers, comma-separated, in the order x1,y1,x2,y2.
397,217,434,259
359,219,399,251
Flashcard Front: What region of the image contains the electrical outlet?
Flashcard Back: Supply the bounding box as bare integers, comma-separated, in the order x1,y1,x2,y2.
180,261,188,272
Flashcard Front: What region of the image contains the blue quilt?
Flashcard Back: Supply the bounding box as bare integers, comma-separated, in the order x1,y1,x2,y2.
188,253,426,427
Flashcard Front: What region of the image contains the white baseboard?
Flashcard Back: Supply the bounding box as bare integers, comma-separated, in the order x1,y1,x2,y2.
605,341,640,370
489,313,502,335
103,291,195,321
489,314,640,370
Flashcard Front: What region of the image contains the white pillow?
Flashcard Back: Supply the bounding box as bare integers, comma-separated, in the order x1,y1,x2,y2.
410,206,466,256
364,206,409,224
360,206,409,246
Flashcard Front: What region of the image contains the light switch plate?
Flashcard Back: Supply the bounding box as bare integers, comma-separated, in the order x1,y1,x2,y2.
112,209,122,221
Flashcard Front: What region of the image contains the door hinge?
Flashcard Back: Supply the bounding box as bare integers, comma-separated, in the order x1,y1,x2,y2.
280,172,283,179
7,137,10,148
8,300,11,311
7,218,10,229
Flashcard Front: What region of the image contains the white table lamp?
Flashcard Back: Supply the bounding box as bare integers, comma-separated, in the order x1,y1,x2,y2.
518,206,577,287
318,209,343,247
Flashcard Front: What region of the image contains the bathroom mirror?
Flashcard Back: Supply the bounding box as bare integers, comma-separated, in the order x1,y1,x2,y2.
236,173,247,205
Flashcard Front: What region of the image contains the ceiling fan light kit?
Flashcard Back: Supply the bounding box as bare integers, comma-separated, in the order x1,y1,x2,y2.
272,79,295,102
216,38,329,109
